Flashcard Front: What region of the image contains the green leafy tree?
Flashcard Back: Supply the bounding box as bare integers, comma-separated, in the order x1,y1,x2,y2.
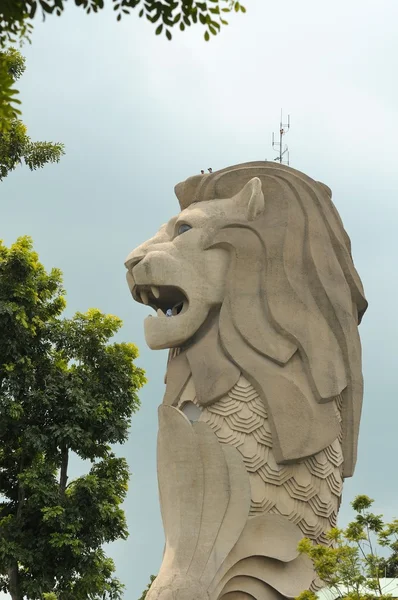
0,236,146,600
379,523,398,579
0,48,64,171
297,495,398,600
2,0,246,45
138,575,156,600
0,47,25,126
0,1,246,123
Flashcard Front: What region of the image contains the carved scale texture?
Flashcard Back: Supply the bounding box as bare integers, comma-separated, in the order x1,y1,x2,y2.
177,375,343,546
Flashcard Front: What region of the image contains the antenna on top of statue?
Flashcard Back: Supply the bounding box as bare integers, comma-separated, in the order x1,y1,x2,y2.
272,110,290,165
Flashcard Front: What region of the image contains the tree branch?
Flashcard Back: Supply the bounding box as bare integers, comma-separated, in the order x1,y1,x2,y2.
16,456,25,519
8,561,21,600
59,443,69,496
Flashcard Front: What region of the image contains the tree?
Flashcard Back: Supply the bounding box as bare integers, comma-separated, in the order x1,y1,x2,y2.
380,525,398,579
297,495,398,600
0,236,146,600
1,0,246,45
0,47,25,129
0,1,246,124
0,48,64,173
138,576,156,600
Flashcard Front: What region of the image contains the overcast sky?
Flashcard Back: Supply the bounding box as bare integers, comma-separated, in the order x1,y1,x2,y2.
2,0,398,597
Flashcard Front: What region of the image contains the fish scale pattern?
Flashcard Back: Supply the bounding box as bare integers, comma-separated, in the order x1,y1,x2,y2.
178,375,344,545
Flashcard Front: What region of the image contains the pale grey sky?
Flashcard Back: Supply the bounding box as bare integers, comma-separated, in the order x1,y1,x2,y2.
2,0,398,597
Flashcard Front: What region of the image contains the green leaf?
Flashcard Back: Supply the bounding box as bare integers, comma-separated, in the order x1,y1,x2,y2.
155,23,163,34
204,30,210,41
39,0,54,14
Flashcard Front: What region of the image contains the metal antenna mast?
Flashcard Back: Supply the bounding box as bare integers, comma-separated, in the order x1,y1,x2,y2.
272,110,290,165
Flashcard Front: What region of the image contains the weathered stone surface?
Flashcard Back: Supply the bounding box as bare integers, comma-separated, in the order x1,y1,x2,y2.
125,162,367,600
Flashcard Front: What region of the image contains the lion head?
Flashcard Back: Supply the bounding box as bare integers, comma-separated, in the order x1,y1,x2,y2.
125,161,367,477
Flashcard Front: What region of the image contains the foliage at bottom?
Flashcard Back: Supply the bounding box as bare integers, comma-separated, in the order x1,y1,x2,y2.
297,495,398,600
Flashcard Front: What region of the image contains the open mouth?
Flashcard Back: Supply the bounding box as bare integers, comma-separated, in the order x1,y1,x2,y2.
134,285,189,318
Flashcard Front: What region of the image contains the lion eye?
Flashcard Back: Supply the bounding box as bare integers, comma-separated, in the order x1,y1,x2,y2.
177,223,192,236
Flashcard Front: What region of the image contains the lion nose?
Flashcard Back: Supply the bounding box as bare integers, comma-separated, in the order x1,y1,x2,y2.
125,253,145,273
124,253,145,274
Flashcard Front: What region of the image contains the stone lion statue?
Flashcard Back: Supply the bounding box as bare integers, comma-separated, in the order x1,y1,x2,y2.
125,162,367,600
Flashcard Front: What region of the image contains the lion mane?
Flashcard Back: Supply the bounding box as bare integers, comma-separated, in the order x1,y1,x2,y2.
166,161,367,478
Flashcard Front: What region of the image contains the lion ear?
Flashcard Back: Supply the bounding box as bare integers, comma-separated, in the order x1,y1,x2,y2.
237,177,265,221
